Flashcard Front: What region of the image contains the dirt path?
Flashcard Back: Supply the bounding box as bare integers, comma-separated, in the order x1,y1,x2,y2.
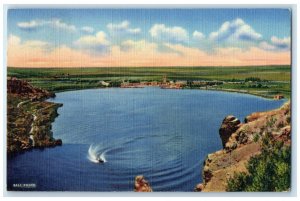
17,100,29,108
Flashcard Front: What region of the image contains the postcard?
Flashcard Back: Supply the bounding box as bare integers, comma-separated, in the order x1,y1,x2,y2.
6,8,291,192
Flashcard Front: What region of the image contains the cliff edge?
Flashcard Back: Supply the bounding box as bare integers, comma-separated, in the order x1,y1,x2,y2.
198,101,291,192
7,78,63,155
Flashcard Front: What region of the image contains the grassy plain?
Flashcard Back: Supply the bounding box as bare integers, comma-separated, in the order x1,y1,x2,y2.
7,65,291,98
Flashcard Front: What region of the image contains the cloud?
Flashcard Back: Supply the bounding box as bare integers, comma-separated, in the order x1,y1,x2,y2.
50,19,76,32
73,31,110,53
193,31,205,41
17,19,76,32
259,42,278,51
107,20,141,35
8,34,50,49
81,26,94,34
17,20,41,31
120,40,158,52
8,34,108,67
209,18,262,42
259,36,290,51
8,34,290,68
22,40,50,49
164,43,290,66
149,24,189,43
8,34,21,45
270,36,290,49
7,34,55,66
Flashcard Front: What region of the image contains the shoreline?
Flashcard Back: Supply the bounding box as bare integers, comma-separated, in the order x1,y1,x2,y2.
51,85,287,101
7,78,290,192
9,84,287,157
7,78,63,156
7,96,63,157
190,87,283,100
8,65,291,100
197,101,291,192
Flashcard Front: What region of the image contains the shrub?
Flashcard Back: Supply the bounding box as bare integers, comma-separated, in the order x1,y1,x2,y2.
245,77,261,82
253,133,260,142
226,134,291,192
227,172,249,191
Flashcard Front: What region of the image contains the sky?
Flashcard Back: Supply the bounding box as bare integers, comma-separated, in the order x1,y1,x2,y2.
7,9,291,67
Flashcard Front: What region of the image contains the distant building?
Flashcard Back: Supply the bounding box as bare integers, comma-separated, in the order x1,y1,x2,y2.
175,80,187,85
99,81,110,87
151,81,158,86
274,95,284,100
120,82,144,88
162,75,167,84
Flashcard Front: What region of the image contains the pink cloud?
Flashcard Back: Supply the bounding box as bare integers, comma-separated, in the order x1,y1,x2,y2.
8,35,290,68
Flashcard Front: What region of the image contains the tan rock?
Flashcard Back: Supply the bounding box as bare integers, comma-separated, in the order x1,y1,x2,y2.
219,115,241,148
134,175,153,192
194,183,204,192
201,101,291,192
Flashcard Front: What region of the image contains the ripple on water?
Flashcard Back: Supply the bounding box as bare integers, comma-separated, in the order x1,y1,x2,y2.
7,88,286,191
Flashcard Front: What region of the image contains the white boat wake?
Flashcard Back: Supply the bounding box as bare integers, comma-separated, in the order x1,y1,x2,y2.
87,144,107,164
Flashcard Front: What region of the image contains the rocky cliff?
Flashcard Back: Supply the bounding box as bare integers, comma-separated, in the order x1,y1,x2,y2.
7,78,63,155
7,77,55,100
134,175,153,192
197,101,291,192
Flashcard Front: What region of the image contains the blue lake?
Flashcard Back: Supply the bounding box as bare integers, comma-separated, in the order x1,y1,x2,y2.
7,87,286,191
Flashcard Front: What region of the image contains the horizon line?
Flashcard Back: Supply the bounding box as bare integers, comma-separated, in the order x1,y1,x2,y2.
7,64,291,69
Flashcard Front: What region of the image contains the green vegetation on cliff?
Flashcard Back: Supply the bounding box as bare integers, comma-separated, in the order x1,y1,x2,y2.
7,79,63,155
200,102,291,192
226,131,291,192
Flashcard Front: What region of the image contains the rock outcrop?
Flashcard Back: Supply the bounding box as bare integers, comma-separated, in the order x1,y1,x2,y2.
7,77,55,100
55,139,63,146
197,101,291,192
7,78,63,155
194,183,204,192
219,115,241,148
134,175,153,192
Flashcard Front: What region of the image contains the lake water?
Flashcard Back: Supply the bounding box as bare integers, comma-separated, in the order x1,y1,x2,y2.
7,87,286,191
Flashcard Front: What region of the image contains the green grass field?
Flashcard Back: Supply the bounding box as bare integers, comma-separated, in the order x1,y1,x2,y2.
7,65,291,98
